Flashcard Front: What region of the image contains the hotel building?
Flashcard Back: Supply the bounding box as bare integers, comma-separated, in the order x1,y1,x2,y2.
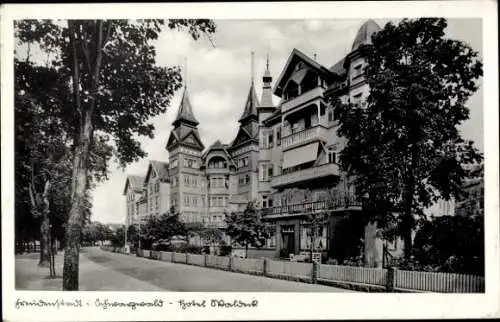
124,20,424,266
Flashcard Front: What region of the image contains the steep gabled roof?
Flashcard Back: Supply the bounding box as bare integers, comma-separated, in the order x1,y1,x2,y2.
238,82,260,122
329,56,347,76
172,88,199,127
123,175,145,195
145,160,170,184
273,48,336,97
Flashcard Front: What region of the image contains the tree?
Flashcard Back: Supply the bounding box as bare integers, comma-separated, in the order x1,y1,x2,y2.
334,18,483,258
15,19,216,290
412,214,484,275
224,202,271,258
110,226,126,248
140,208,187,249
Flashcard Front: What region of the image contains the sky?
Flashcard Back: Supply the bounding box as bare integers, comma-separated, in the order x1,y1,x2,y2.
16,18,484,224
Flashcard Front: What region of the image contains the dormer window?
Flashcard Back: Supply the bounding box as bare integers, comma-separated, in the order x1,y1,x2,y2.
352,63,364,80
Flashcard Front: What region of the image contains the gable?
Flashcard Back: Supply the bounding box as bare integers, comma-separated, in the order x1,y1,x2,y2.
274,48,335,97
166,132,179,151
180,131,204,150
231,127,252,148
144,164,154,185
123,179,131,196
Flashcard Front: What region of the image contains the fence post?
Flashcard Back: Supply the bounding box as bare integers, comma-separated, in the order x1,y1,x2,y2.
229,256,233,271
312,262,319,284
185,253,188,264
263,258,269,277
386,267,396,292
204,254,207,267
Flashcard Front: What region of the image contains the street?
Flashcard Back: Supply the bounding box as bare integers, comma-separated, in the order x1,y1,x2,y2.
15,247,352,292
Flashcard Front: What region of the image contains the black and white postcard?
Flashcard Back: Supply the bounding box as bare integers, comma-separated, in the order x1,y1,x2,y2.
1,1,499,321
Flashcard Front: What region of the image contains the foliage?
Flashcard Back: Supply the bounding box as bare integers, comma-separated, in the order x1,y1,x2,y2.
328,212,365,263
219,245,232,257
81,221,114,245
334,18,483,257
14,19,216,290
140,209,187,249
409,215,484,275
225,202,271,258
110,226,126,248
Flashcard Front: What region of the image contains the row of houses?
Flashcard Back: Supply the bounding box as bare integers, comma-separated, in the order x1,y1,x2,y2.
123,20,483,267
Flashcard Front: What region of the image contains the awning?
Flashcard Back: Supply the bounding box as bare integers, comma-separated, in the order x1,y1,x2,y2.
282,142,319,169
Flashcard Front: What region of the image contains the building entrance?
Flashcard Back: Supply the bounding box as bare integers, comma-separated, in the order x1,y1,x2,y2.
280,225,295,258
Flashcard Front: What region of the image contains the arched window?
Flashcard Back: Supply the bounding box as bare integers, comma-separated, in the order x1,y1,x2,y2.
208,156,227,169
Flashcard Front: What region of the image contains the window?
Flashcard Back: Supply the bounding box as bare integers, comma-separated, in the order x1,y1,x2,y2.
245,174,250,185
328,150,337,164
155,181,160,193
328,109,334,122
268,132,274,148
276,128,281,146
184,158,198,169
191,196,198,207
184,175,189,185
210,176,225,188
155,196,160,210
352,63,363,79
352,93,362,107
170,159,178,169
268,165,274,178
262,195,268,208
184,195,190,206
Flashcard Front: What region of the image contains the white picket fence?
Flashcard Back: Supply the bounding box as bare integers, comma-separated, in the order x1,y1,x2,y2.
395,269,485,293
172,252,187,263
318,264,388,286
159,251,173,262
102,247,484,293
187,254,205,266
206,255,230,270
232,257,265,275
267,259,313,280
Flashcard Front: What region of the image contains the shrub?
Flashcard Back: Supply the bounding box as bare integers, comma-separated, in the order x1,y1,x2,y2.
219,245,232,256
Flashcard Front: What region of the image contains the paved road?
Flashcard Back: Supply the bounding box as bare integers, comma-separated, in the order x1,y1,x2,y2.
16,247,352,292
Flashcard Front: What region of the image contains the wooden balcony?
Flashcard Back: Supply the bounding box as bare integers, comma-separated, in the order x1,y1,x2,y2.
271,163,340,188
281,125,327,151
262,195,362,219
281,87,324,114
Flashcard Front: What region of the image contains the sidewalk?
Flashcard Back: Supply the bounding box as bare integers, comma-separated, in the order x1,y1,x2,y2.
15,250,166,291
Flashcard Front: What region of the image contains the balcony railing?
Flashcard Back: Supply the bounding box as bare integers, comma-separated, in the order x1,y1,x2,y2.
271,163,340,188
262,195,362,218
281,125,327,151
281,87,324,113
204,222,226,229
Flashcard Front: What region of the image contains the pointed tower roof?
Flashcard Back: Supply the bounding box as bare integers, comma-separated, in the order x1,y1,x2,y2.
259,54,274,109
172,87,199,127
238,82,260,122
352,19,381,51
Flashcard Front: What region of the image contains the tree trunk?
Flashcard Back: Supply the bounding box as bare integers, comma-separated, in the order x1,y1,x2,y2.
38,217,51,267
63,111,93,290
245,243,248,259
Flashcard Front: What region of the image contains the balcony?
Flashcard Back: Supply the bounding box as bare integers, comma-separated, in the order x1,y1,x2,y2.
204,222,226,229
262,195,362,219
281,125,327,151
281,87,324,114
271,163,340,188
